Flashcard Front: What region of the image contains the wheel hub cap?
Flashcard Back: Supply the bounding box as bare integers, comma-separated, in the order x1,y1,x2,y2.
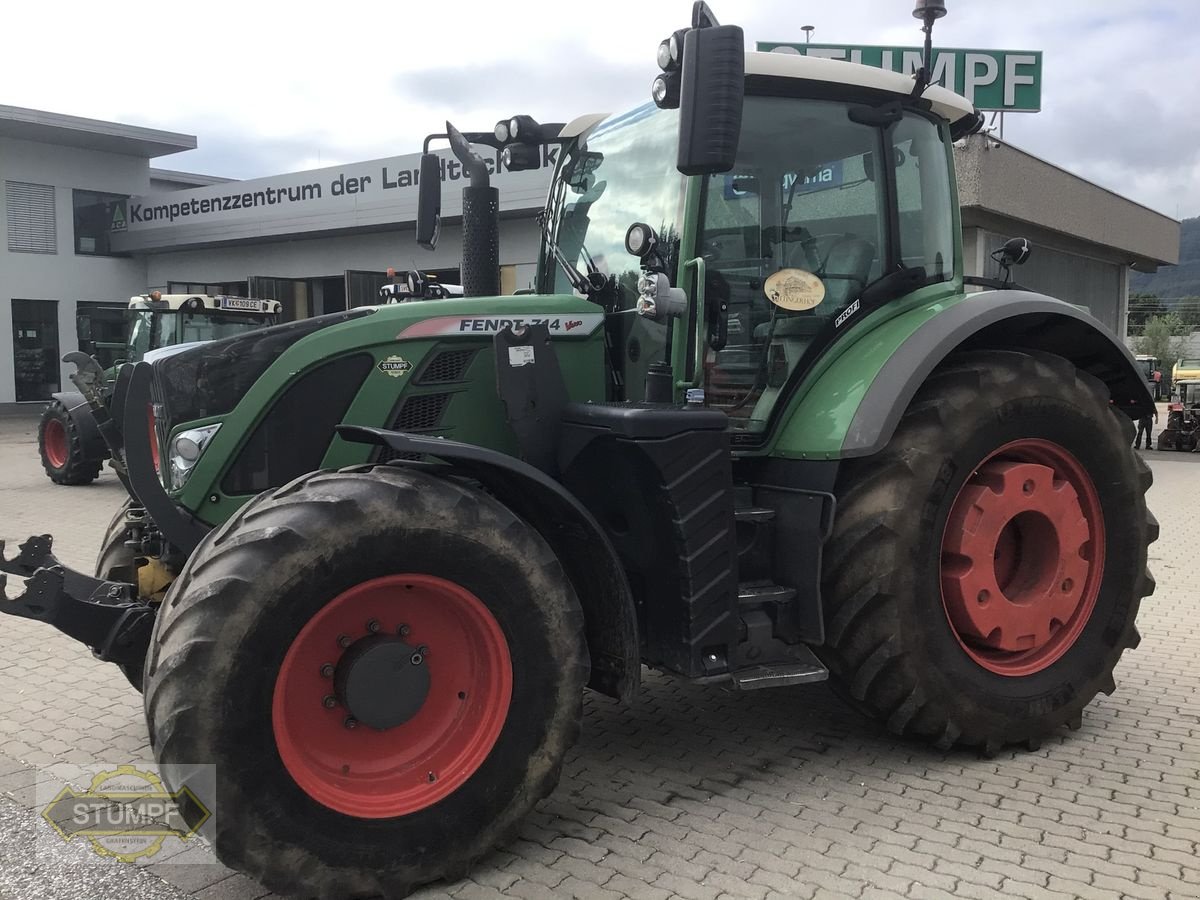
334,636,430,730
940,440,1105,676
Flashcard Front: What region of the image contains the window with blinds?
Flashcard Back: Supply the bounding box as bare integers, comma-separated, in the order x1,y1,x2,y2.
5,181,57,254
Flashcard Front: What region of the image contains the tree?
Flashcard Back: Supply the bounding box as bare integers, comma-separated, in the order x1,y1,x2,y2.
1136,313,1187,373
1128,292,1167,336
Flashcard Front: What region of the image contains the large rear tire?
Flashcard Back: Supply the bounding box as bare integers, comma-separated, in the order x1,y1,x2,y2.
144,465,588,898
818,350,1156,753
38,400,102,485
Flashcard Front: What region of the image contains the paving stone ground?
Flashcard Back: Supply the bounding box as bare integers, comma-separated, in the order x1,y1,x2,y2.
0,410,1196,900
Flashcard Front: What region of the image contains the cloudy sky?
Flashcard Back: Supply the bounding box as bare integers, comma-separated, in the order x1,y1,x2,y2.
3,0,1196,220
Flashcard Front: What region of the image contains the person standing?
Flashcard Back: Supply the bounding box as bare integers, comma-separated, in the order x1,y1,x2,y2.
1135,407,1158,450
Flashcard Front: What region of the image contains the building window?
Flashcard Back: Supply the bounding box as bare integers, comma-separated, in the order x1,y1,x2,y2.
72,189,129,256
5,181,57,254
167,281,249,296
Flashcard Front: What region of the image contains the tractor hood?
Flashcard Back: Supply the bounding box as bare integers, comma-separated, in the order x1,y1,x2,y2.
151,295,606,427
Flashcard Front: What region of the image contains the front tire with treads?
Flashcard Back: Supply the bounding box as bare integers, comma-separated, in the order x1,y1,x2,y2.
38,400,102,485
818,350,1156,753
143,465,587,899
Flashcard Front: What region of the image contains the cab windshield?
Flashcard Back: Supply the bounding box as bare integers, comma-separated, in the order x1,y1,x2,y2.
539,104,686,398
540,104,684,299
127,310,274,362
700,95,957,431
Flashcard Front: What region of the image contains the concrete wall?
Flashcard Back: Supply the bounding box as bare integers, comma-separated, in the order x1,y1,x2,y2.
955,135,1179,269
0,136,150,403
963,223,1125,335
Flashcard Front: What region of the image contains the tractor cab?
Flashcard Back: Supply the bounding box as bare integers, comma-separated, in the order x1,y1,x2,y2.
124,292,282,363
538,74,966,432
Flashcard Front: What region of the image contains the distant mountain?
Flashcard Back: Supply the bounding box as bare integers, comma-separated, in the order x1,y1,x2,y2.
1131,216,1200,298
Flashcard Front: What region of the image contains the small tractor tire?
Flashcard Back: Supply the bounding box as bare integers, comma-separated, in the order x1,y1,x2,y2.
38,400,102,486
94,500,145,692
818,350,1155,753
144,465,588,899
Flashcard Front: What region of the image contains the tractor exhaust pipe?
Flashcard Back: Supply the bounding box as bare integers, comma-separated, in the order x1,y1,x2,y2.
416,122,501,298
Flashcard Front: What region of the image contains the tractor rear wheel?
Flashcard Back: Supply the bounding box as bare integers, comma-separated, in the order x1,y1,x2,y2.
38,400,102,485
819,350,1156,753
143,465,588,898
94,500,145,692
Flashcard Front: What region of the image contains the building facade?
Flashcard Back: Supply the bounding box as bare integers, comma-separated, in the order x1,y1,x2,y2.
0,103,1181,407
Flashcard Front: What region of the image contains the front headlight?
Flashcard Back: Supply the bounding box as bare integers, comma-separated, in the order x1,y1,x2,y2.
169,423,220,489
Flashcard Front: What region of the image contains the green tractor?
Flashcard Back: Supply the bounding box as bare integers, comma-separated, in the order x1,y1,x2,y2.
1,3,1155,896
38,291,281,485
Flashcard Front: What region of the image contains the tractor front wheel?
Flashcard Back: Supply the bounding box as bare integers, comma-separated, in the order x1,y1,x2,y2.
819,350,1156,753
38,400,102,485
143,465,587,898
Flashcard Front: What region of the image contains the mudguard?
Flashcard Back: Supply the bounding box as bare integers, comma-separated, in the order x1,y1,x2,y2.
775,290,1154,460
49,391,108,462
339,424,640,702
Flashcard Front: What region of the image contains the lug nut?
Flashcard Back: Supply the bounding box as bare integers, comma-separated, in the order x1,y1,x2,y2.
337,634,353,649
367,619,380,634
410,653,424,666
319,663,334,678
427,772,437,783
322,695,337,709
398,624,410,637
344,716,358,730
417,645,429,656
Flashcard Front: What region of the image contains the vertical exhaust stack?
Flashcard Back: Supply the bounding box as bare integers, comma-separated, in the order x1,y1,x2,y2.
447,122,501,298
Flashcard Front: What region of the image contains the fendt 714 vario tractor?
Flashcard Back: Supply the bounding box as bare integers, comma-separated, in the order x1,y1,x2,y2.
38,291,281,485
1,3,1156,896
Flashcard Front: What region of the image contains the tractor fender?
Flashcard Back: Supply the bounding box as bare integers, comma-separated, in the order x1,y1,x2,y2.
839,290,1155,458
49,391,108,462
338,424,641,702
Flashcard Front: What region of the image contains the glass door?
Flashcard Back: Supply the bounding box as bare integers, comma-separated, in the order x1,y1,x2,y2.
12,299,60,401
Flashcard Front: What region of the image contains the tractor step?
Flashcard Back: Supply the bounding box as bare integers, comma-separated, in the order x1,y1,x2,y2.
734,506,776,524
731,649,829,690
737,583,797,606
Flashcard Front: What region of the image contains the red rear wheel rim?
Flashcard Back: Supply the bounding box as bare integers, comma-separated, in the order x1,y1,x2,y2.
43,418,68,469
272,574,512,818
940,439,1105,677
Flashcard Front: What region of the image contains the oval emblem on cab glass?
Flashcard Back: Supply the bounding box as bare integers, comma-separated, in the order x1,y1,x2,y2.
764,269,826,311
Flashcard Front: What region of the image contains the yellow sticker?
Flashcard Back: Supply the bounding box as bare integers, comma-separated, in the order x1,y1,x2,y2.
764,269,826,311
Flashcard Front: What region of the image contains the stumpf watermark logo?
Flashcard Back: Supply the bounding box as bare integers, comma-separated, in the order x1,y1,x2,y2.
40,765,210,863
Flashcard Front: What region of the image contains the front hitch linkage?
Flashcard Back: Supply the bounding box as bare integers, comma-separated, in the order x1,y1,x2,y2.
0,535,154,669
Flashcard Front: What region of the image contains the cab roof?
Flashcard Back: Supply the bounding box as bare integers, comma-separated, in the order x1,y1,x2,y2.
559,51,978,142
128,293,281,315
745,51,977,127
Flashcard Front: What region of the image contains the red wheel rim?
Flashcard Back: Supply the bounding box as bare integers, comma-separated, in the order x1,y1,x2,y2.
272,574,512,818
940,439,1105,677
43,418,68,469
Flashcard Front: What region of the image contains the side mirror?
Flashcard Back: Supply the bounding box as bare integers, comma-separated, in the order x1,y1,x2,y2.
997,237,1032,267
677,24,745,176
416,153,442,251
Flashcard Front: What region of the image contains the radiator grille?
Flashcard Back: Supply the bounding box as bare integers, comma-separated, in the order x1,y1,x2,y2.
416,348,477,385
393,393,451,431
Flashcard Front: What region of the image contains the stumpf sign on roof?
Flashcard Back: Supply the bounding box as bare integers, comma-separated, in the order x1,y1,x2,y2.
756,43,1042,113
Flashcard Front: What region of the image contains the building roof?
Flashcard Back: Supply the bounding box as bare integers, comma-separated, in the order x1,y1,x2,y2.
955,134,1180,268
0,105,196,158
149,167,235,188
